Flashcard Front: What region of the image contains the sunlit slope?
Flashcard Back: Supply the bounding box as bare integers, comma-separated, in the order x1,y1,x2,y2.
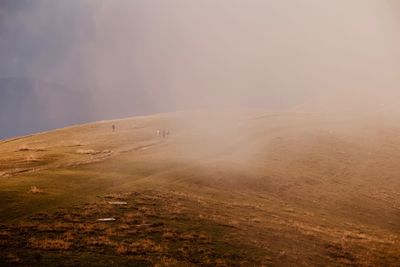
1,111,400,266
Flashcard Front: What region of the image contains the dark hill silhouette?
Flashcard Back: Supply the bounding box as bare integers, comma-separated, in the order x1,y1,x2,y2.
0,77,93,139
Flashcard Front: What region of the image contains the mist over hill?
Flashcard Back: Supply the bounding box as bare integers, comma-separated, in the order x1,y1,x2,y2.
1,0,400,136
1,1,400,265
0,77,93,139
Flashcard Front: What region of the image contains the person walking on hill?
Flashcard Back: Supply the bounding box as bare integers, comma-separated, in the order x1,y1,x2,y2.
112,124,116,132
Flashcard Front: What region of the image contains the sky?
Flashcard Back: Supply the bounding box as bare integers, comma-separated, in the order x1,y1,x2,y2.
1,0,400,122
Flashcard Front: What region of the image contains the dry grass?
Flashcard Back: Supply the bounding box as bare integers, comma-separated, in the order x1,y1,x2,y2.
28,238,72,250
0,231,10,237
29,186,43,194
17,145,31,152
2,111,400,266
76,149,101,155
162,231,175,240
116,239,163,255
17,145,45,152
5,253,21,264
84,236,115,247
0,239,9,247
76,149,112,155
62,232,76,242
70,140,83,147
1,190,398,266
154,257,179,266
25,154,40,162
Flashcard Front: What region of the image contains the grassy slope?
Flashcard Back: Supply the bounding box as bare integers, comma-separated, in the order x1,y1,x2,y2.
0,111,399,266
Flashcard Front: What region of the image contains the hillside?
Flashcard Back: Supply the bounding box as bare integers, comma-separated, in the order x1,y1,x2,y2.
0,110,399,266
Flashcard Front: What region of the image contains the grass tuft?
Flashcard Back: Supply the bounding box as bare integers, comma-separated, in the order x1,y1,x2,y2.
29,186,43,194
28,238,72,251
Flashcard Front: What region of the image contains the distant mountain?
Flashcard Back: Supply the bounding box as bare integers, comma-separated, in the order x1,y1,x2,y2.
0,77,93,139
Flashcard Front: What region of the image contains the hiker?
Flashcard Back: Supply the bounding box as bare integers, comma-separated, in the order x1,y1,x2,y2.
112,124,115,132
156,129,160,136
166,129,170,136
162,129,166,138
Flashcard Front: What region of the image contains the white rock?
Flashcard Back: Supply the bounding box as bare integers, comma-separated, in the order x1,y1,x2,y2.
97,218,116,222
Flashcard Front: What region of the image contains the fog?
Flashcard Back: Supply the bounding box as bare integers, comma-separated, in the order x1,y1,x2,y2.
85,0,400,115
1,0,400,138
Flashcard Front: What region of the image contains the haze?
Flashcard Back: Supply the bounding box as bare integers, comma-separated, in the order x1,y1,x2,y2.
1,0,400,138
2,1,400,265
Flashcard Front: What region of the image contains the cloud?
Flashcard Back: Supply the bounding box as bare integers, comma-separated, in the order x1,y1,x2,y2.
81,0,400,115
1,0,400,118
0,0,95,82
